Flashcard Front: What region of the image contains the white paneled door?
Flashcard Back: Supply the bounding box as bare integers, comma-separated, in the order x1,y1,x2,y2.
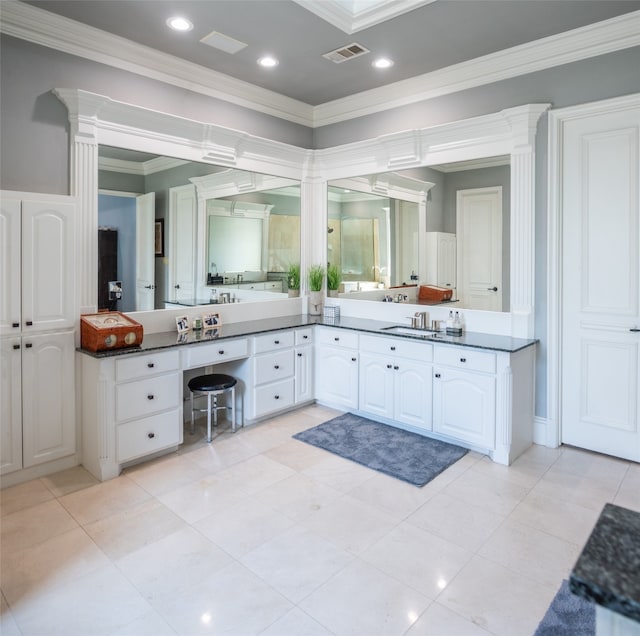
456,187,502,311
135,192,155,311
561,97,640,462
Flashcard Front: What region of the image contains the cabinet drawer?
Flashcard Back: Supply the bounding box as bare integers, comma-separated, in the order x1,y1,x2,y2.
295,327,313,346
434,346,496,374
264,281,282,292
254,350,294,385
317,327,358,349
181,338,248,369
254,330,294,353
253,378,295,418
116,372,180,422
116,350,180,382
117,410,181,463
360,334,433,362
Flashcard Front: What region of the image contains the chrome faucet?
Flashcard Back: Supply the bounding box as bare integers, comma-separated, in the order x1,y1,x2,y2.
414,311,428,329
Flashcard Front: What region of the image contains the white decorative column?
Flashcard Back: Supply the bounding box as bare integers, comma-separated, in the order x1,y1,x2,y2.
53,89,106,316
300,175,328,296
502,104,550,338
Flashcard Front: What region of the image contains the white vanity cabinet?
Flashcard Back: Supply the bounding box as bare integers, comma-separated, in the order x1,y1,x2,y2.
359,334,433,431
315,327,359,410
432,347,496,449
294,328,314,404
81,349,183,481
431,343,536,463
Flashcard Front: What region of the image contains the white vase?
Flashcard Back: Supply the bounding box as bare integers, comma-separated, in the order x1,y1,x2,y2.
308,290,323,315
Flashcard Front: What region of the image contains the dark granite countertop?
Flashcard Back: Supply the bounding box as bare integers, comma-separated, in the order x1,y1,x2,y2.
570,503,640,622
78,314,537,358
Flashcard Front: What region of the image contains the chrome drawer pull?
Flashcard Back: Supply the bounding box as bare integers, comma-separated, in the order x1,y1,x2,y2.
148,432,155,439
334,337,340,341
218,350,225,355
274,340,280,344
435,373,441,378
274,365,280,369
297,352,302,357
387,364,392,369
274,394,280,400
147,394,154,400
147,362,155,368
460,357,467,363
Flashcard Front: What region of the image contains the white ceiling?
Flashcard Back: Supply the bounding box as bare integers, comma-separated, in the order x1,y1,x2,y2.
3,0,640,126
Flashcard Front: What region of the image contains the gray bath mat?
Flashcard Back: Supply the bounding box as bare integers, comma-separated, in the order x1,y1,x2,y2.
293,412,468,487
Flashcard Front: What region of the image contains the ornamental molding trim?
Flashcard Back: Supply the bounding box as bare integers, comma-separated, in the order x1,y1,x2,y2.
3,1,638,128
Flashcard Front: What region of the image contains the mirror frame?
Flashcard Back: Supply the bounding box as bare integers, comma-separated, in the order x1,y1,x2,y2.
55,88,548,338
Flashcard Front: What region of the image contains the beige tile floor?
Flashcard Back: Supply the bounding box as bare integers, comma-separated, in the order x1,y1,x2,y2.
1,404,638,636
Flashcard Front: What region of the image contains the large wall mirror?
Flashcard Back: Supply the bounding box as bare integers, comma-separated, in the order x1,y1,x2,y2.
97,146,300,312
327,155,510,312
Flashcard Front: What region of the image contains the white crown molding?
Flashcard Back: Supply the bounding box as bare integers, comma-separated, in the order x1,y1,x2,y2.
292,0,437,35
0,0,314,127
313,10,640,126
97,155,189,175
2,1,638,129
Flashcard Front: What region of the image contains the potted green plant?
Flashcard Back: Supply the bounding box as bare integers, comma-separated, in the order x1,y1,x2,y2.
287,263,300,297
327,263,341,297
307,264,325,315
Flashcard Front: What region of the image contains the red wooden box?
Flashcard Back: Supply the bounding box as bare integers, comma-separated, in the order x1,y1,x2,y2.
80,311,144,352
418,285,453,302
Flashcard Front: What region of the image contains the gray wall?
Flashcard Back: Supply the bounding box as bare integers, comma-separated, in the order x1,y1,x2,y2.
2,31,639,419
0,35,313,194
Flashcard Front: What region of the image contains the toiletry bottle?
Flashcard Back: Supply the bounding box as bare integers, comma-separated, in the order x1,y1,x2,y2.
454,311,462,333
447,310,454,330
210,289,218,304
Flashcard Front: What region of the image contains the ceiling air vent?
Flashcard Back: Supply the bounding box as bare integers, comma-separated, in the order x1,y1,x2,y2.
322,42,370,64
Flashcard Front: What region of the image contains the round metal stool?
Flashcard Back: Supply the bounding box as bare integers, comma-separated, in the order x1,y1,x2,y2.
187,373,237,443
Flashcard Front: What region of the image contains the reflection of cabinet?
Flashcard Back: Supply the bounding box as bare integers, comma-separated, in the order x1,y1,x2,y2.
424,232,456,292
1,192,77,477
315,327,359,410
167,184,197,302
433,346,496,449
359,335,432,431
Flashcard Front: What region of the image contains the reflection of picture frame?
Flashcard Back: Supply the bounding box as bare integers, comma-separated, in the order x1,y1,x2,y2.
202,312,221,328
154,219,164,257
175,315,190,333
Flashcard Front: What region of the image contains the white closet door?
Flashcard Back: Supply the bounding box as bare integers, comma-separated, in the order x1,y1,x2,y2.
561,100,640,462
168,184,197,301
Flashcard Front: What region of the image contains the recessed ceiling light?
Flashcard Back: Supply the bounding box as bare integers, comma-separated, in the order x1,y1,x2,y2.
372,57,394,69
166,16,193,32
257,55,279,68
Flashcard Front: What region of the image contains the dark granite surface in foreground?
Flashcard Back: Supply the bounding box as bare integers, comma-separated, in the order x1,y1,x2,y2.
570,503,640,623
79,314,537,358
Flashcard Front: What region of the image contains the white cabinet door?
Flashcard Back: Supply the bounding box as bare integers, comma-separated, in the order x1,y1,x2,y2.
295,344,314,404
560,99,640,462
394,359,432,431
0,197,21,336
359,352,394,418
0,337,23,474
22,331,76,468
315,346,359,410
425,232,456,291
433,367,495,449
168,184,197,301
21,198,76,333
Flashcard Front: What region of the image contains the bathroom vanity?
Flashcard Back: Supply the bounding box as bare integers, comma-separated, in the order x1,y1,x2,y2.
78,315,536,481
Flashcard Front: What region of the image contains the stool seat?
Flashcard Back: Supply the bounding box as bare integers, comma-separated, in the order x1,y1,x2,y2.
188,373,238,442
188,373,237,393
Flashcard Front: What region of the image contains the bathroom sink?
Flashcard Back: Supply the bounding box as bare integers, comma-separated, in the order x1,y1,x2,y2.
381,326,439,338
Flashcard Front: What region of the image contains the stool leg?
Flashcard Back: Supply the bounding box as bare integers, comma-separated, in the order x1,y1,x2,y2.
206,392,212,443
190,391,195,435
213,395,218,428
231,386,236,433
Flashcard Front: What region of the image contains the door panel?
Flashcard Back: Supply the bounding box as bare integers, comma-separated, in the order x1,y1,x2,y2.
136,192,155,311
457,187,502,311
561,100,640,461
